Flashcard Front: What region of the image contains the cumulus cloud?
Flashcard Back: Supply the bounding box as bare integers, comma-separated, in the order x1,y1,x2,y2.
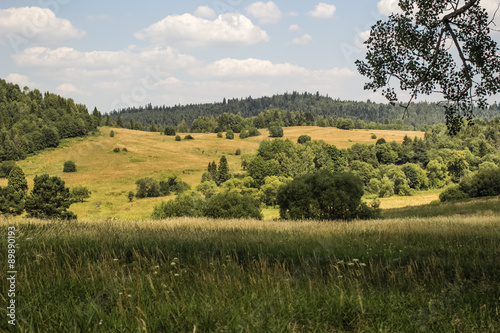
6,73,35,88
245,1,282,24
291,34,313,45
289,24,301,31
193,58,356,80
377,0,403,16
0,7,85,48
12,46,198,71
134,13,270,48
308,3,336,19
193,6,217,19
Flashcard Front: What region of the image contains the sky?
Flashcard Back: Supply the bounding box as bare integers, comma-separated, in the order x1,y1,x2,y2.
1,0,499,113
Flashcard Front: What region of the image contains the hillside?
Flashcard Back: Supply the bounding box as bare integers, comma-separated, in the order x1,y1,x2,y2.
1,126,425,220
110,91,500,130
0,78,100,162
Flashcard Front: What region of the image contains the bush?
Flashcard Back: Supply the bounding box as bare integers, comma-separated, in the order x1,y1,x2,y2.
248,127,261,137
122,147,128,152
0,161,17,178
297,135,311,144
63,161,77,173
235,148,242,156
110,130,115,137
459,167,500,198
202,192,262,220
217,132,223,138
175,135,181,141
113,147,120,153
70,186,91,203
371,134,377,139
152,192,205,219
239,130,249,139
164,126,176,136
439,185,469,202
268,123,284,138
135,178,161,198
184,135,194,140
226,130,234,140
277,170,375,221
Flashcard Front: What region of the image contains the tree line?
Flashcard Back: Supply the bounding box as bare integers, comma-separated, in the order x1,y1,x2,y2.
110,92,500,131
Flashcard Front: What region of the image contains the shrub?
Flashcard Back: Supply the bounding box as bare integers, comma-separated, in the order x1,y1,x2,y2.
184,135,194,140
113,147,121,153
135,178,161,198
277,170,375,221
151,192,204,219
202,192,262,220
297,135,311,144
70,186,91,203
122,147,128,152
371,134,377,139
248,127,261,137
235,148,242,156
164,126,176,136
268,123,284,138
0,186,25,216
63,161,77,173
0,161,17,178
128,191,135,202
110,130,115,137
239,130,249,139
175,135,181,141
439,185,469,202
217,132,223,138
226,130,234,140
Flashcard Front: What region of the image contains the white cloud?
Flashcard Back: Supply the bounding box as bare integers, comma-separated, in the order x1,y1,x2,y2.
12,46,198,71
193,6,217,20
377,0,403,16
291,34,313,45
0,7,85,48
308,3,336,19
245,1,282,24
56,83,88,96
289,24,301,31
6,73,35,88
135,13,270,48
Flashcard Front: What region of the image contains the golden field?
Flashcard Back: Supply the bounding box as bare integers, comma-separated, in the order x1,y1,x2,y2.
1,126,426,220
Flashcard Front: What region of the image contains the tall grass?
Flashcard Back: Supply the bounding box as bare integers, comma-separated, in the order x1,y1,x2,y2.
1,215,499,332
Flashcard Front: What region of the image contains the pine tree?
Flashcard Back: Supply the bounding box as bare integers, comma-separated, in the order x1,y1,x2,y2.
117,115,124,128
7,166,28,194
216,156,231,185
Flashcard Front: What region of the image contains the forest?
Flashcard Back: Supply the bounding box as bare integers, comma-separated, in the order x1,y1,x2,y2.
110,91,500,131
0,79,100,162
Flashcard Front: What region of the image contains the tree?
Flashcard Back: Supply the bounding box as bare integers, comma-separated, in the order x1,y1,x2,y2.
277,171,370,221
25,174,76,220
268,122,284,137
225,130,234,140
63,161,77,173
357,0,500,134
216,156,231,186
297,135,311,144
70,186,91,203
0,186,25,216
164,126,176,136
135,178,161,198
202,192,262,220
7,166,28,194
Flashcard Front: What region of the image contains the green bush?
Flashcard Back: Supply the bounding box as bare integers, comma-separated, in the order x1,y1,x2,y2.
226,130,234,140
164,126,176,136
459,167,500,198
110,130,115,137
175,135,181,141
217,132,223,138
248,127,261,137
239,130,249,139
151,192,205,219
70,186,91,203
184,135,194,140
439,185,469,202
235,148,242,156
113,147,121,153
202,192,262,220
63,161,77,173
0,161,17,178
268,123,284,138
297,135,311,144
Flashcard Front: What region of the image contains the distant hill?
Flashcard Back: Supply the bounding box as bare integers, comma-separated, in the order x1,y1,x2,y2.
0,78,100,162
110,91,500,130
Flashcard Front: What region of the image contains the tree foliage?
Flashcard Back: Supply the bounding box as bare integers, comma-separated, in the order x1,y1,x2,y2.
25,174,76,220
357,0,500,134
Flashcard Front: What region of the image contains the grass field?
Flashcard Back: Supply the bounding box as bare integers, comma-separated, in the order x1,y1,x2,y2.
1,214,499,332
1,126,425,220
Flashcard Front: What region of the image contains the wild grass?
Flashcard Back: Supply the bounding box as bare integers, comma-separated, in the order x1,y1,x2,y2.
1,215,499,332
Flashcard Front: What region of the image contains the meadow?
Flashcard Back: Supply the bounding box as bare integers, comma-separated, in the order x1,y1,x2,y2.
1,126,426,220
1,213,499,332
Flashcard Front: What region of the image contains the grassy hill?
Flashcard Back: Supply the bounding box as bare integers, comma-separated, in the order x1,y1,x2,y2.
2,126,426,220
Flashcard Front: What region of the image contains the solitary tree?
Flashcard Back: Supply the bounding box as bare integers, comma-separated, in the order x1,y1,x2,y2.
357,0,500,134
216,155,231,185
25,174,76,220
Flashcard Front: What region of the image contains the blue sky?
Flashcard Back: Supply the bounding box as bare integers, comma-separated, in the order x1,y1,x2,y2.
1,0,499,112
